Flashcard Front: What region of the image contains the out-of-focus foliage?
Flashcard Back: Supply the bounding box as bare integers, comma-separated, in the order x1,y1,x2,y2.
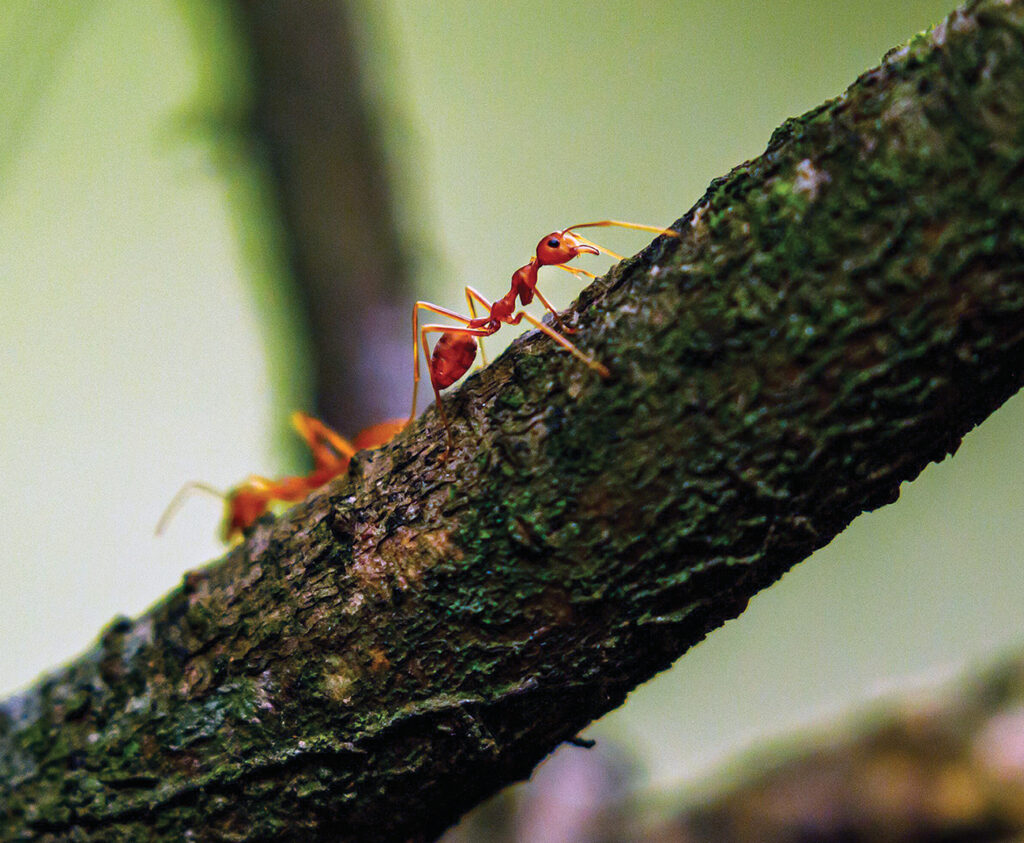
446,650,1024,841
0,0,308,692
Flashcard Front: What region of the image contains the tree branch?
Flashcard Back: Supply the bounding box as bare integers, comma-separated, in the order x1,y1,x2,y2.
3,0,1024,839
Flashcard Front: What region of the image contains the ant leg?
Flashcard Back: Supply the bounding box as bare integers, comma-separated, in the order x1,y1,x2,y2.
441,287,605,378
554,264,598,280
531,285,579,335
518,310,611,378
465,286,495,367
291,412,356,470
424,325,453,456
410,301,475,422
420,322,495,459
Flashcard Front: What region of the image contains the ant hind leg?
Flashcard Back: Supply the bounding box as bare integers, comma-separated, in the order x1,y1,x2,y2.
410,300,476,422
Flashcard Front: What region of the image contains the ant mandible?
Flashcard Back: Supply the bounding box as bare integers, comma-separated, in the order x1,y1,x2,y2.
408,220,678,457
157,412,406,542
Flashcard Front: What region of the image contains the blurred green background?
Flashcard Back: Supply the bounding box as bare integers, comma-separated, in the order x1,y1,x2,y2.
2,0,1021,802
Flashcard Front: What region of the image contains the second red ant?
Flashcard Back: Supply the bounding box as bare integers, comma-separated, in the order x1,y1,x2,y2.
158,412,406,542
409,220,677,456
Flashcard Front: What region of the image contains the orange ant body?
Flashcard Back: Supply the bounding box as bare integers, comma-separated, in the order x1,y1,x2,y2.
158,412,405,542
409,220,677,454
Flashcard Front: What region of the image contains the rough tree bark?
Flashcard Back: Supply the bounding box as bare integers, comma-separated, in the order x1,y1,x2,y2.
3,0,1024,839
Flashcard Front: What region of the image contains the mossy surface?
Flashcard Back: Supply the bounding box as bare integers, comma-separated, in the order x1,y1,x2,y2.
3,1,1024,839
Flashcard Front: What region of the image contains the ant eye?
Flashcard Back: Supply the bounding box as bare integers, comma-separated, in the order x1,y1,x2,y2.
547,238,560,248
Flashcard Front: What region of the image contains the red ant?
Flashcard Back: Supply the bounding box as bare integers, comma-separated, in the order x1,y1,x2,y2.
157,412,406,542
408,220,677,456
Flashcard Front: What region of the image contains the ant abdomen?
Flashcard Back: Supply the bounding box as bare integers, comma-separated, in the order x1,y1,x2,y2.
431,332,478,389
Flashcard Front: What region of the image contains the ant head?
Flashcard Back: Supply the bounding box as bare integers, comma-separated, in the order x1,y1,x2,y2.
156,478,271,544
224,484,271,542
534,229,600,267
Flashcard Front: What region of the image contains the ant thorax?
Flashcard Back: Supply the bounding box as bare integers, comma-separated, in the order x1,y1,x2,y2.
510,263,538,307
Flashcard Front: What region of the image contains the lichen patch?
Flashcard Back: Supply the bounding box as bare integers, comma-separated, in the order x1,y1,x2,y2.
322,655,359,704
792,158,831,201
322,671,356,704
350,524,462,595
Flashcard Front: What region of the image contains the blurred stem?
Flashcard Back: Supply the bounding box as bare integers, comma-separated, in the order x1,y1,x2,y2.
233,0,412,432
661,652,1024,841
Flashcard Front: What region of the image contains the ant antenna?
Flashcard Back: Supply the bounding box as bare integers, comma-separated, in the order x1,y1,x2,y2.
155,481,226,536
564,220,679,260
565,219,677,235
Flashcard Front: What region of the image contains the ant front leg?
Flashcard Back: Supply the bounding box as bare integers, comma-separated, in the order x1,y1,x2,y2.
554,265,598,281
466,286,607,376
516,310,610,378
530,284,580,335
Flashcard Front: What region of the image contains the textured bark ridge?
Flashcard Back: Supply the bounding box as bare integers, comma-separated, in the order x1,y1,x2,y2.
3,0,1024,839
